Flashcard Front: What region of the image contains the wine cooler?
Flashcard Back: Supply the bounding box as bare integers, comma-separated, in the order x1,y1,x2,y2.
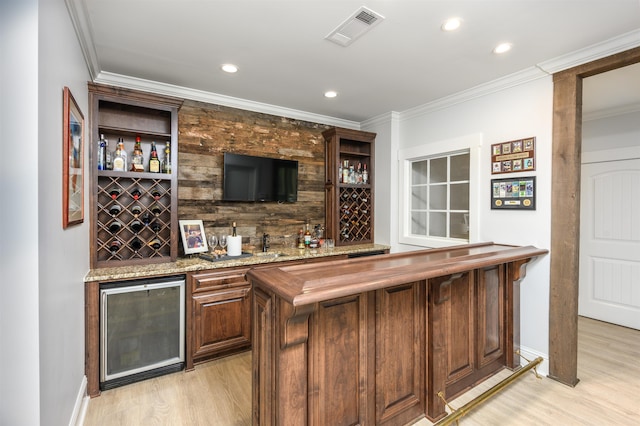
100,275,185,390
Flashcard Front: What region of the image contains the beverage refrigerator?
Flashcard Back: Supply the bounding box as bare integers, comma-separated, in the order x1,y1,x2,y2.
100,275,185,390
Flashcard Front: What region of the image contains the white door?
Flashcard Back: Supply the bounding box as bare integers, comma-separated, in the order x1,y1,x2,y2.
579,157,640,330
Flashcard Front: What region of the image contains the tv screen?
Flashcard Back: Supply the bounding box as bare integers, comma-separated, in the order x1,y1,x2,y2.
223,153,298,202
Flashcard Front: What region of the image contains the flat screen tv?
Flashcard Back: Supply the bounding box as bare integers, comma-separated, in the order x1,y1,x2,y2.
223,152,298,202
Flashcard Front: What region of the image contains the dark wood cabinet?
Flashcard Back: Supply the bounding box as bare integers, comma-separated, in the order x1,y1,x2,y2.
187,267,252,369
88,83,182,268
323,127,376,246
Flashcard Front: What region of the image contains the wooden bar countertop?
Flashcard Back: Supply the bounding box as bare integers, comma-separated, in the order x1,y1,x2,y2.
246,242,548,306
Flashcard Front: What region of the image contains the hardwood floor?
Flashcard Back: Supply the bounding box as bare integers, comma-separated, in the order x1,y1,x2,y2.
83,317,639,425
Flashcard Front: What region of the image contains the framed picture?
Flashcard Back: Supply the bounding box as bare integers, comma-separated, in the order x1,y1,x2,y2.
491,176,536,210
62,86,84,228
179,219,209,254
491,137,536,175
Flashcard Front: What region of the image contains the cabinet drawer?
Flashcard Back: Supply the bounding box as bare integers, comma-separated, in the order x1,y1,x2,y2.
190,266,250,294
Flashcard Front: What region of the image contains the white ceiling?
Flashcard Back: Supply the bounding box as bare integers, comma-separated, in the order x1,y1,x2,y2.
71,0,640,123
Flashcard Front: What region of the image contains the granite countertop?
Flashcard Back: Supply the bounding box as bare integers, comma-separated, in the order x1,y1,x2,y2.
84,243,390,283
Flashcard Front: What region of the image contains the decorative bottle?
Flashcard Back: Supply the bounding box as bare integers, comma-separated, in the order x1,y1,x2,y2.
97,134,106,170
362,163,368,184
148,141,160,173
162,141,172,174
130,136,144,172
112,144,125,172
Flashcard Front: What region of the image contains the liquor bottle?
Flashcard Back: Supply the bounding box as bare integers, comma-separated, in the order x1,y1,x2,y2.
362,163,368,184
131,205,142,216
108,219,123,233
356,162,363,184
130,219,143,234
108,203,121,216
130,136,144,172
338,162,343,183
232,221,237,237
109,239,121,253
162,141,172,174
118,138,128,170
297,229,305,249
342,160,349,184
349,165,355,184
304,221,311,248
130,238,143,252
131,188,142,201
108,186,121,200
112,143,126,171
97,134,106,170
148,141,160,173
104,137,113,170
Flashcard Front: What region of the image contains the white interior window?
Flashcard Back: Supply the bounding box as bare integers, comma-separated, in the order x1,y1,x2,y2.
399,134,481,248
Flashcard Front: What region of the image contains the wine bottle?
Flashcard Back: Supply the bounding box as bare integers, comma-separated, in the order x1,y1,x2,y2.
130,136,144,172
151,189,161,200
150,221,161,233
149,238,161,250
97,134,106,170
141,213,151,225
108,204,121,216
232,221,237,237
130,220,143,234
108,219,123,233
150,203,162,216
109,239,121,253
148,141,160,173
108,187,121,200
162,141,172,174
131,205,142,216
131,188,142,201
130,238,142,251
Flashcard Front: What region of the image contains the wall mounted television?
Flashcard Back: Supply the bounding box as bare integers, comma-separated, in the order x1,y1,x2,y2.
222,152,298,202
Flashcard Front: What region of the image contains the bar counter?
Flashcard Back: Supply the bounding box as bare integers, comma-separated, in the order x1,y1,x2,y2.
246,242,547,425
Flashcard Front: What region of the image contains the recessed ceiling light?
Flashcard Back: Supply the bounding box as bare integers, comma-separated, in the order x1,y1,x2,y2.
221,64,238,73
441,18,462,31
324,91,338,98
493,43,512,54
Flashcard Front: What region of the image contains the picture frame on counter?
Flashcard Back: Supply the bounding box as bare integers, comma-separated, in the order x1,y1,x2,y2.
179,219,208,254
62,86,84,228
491,176,536,210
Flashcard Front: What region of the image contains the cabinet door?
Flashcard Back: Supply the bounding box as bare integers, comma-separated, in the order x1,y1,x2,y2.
192,286,251,362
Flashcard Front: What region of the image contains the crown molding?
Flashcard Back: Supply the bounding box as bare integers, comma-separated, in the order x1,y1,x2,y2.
94,72,360,130
65,0,99,80
538,29,640,74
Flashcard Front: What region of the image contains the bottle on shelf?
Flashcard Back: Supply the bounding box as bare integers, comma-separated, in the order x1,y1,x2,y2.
151,189,161,200
108,219,123,233
362,163,368,184
150,203,162,216
338,161,343,183
131,204,142,217
118,138,128,169
148,141,161,173
342,160,349,184
131,188,142,201
130,136,144,172
108,186,121,200
112,143,126,171
130,237,143,252
130,219,143,234
150,221,161,233
97,134,107,170
356,162,363,184
108,203,121,216
104,136,113,170
108,239,121,253
141,213,152,225
162,141,172,174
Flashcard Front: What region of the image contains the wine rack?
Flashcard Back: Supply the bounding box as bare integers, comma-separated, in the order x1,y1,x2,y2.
323,127,376,246
89,83,182,268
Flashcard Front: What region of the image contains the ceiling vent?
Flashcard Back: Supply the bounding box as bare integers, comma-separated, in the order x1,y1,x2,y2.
325,6,385,47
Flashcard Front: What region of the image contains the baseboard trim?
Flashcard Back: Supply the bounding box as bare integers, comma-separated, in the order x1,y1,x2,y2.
69,375,89,426
518,346,549,377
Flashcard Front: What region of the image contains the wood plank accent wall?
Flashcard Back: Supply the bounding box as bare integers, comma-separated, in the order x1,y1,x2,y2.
177,100,332,252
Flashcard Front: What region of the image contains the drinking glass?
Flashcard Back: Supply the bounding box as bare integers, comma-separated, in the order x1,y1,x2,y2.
208,235,218,255
219,235,228,255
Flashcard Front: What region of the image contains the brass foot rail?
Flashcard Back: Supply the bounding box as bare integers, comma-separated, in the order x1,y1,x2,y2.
434,356,543,426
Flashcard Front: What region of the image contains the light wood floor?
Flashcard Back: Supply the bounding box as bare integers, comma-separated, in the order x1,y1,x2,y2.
83,317,640,425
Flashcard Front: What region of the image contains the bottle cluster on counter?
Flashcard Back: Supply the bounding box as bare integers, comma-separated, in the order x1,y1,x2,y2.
338,159,368,184
97,133,172,174
297,220,324,249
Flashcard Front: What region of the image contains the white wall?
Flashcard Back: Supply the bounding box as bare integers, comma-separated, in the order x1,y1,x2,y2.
1,0,91,424
389,76,554,369
583,110,640,153
1,1,41,424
